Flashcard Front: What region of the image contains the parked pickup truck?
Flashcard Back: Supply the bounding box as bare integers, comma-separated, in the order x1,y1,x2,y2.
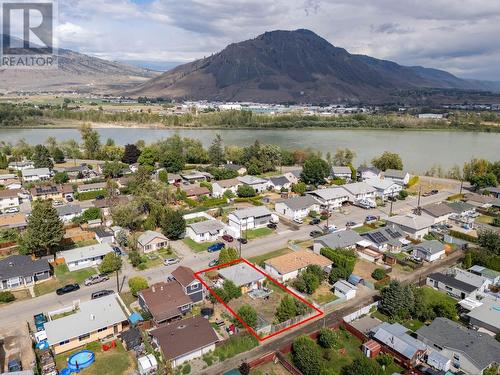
33,313,47,332
207,242,225,252
84,273,110,286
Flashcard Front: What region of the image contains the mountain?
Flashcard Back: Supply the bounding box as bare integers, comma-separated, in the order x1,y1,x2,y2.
0,35,159,94
130,29,498,103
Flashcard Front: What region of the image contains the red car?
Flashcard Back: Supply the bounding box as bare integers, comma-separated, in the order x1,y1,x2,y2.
222,234,234,242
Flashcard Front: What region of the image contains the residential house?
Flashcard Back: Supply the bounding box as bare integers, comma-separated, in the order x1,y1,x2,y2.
421,203,455,224
264,250,332,282
8,160,34,170
44,294,128,354
218,262,266,293
409,240,446,262
0,255,51,291
341,182,377,204
445,201,476,217
150,316,218,368
466,296,500,334
224,163,247,175
269,176,292,191
307,187,349,209
313,230,365,253
237,175,270,193
426,272,479,299
333,280,357,300
0,213,27,230
21,167,51,182
171,266,204,303
371,322,427,367
227,206,274,234
57,243,114,271
468,265,500,285
138,281,192,324
166,173,182,185
182,185,211,199
485,186,500,199
55,204,82,223
452,268,491,293
93,195,130,216
212,178,240,198
360,226,408,252
30,184,73,201
59,164,93,179
274,195,320,221
364,178,402,200
331,166,352,181
0,189,20,211
0,173,18,184
464,193,500,209
94,227,114,244
385,213,434,240
357,167,381,181
181,171,208,183
1,178,22,190
416,317,500,375
137,230,168,253
383,169,411,186
77,182,107,193
284,170,302,185
186,219,225,243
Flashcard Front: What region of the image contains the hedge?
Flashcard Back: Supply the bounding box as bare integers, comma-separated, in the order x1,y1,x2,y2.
75,189,107,201
448,230,478,243
407,176,419,187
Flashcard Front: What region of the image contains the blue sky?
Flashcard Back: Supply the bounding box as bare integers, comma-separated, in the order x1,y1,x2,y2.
55,0,500,80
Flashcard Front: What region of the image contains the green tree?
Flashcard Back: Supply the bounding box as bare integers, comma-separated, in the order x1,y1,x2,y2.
294,271,320,294
275,295,297,322
160,209,186,240
376,353,393,368
301,155,329,185
138,147,157,170
102,161,126,178
372,151,403,171
463,252,473,268
52,147,65,163
32,144,53,169
478,230,500,254
158,169,169,183
317,328,337,349
218,247,239,265
333,148,355,166
379,280,414,319
291,182,307,195
99,252,122,274
222,280,242,301
111,202,142,230
340,357,383,375
79,124,101,159
371,268,386,281
23,200,64,257
161,150,185,173
128,276,149,296
208,134,225,167
235,305,258,328
122,144,141,164
53,172,69,184
237,185,256,198
291,336,322,375
0,152,8,169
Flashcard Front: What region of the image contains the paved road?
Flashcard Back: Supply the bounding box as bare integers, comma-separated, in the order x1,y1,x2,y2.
0,188,453,330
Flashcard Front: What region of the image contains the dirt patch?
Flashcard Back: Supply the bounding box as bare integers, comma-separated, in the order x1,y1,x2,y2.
250,361,293,375
0,324,35,372
228,291,282,324
353,259,382,283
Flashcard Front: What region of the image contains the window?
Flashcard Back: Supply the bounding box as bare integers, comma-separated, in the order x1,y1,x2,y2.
59,339,70,345
78,333,90,341
445,286,452,291
97,327,108,333
453,354,460,361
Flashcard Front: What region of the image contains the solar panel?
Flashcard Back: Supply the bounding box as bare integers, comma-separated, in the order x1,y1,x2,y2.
386,228,402,239
370,232,388,243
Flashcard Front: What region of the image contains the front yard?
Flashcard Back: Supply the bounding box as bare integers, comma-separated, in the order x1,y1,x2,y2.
183,238,217,253
243,227,273,240
248,248,293,266
34,264,96,296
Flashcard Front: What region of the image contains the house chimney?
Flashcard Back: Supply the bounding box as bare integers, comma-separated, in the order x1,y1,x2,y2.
152,285,156,293
90,314,95,320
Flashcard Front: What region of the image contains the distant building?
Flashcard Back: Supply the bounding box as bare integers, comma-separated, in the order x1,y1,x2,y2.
186,219,225,243
22,167,51,182
237,175,270,193
274,195,320,220
357,167,381,181
137,231,168,253
227,206,274,234
383,169,411,186
385,214,434,240
331,166,352,181
212,178,240,198
264,250,332,282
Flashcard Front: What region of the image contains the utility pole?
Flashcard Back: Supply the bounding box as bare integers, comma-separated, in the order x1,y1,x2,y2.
415,185,422,215
389,192,394,216
459,179,464,195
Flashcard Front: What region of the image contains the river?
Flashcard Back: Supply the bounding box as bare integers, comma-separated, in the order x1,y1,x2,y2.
0,128,498,172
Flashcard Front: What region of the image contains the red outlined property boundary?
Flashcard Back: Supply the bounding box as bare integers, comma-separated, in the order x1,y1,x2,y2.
194,258,324,342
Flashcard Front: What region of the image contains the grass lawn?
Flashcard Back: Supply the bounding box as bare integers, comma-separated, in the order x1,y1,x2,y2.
372,310,424,332
183,238,217,253
352,225,374,234
476,215,494,225
213,334,259,361
248,248,293,266
119,291,136,309
420,286,457,306
243,227,273,240
34,264,96,296
55,341,134,375
312,284,338,305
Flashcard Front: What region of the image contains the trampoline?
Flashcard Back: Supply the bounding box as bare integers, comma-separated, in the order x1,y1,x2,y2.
63,350,95,373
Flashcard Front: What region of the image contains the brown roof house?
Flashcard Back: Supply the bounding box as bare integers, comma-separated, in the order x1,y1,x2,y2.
150,316,219,368
137,230,168,253
138,281,192,324
264,250,332,282
171,266,204,303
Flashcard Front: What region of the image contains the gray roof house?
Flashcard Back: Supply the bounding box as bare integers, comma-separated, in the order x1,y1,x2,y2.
0,255,51,290
360,226,407,251
306,187,349,207
186,219,226,243
218,262,265,292
58,243,114,271
421,203,455,223
21,167,51,181
55,204,82,222
466,297,500,334
269,176,291,190
228,206,274,233
313,230,365,253
416,317,500,374
385,214,434,240
426,272,478,299
383,169,411,185
409,240,445,262
137,230,169,253
468,265,500,285
274,195,320,220
331,166,352,180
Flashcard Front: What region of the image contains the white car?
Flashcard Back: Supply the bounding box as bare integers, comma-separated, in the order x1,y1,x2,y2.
164,258,180,266
4,207,19,214
293,218,304,224
52,200,63,207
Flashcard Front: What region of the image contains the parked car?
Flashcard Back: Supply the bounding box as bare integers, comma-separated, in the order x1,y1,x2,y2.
207,242,225,252
208,259,219,267
431,189,439,195
3,207,19,214
346,221,357,227
222,234,234,242
267,222,277,229
66,195,74,202
91,290,114,300
164,258,180,266
84,273,109,286
33,313,47,332
365,215,378,223
56,283,80,295
112,246,124,256
293,218,304,224
309,218,321,225
52,200,63,207
309,230,323,238
95,195,105,200
324,224,338,232
387,196,397,202
7,359,22,372
237,237,248,244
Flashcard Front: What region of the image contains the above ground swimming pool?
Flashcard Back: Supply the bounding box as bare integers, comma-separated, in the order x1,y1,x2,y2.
63,350,95,373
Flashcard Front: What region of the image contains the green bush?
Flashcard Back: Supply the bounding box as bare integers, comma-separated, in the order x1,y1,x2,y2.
449,230,478,243
398,190,409,200
128,276,149,296
0,291,15,303
182,364,191,374
75,189,107,201
371,268,387,281
317,328,337,349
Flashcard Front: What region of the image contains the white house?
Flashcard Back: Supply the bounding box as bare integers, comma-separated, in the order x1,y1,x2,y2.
341,182,377,203
77,182,107,193
364,177,402,200
421,203,455,224
186,219,226,243
57,243,114,271
264,250,332,282
307,187,349,209
333,279,357,300
0,189,20,211
137,230,169,253
269,176,292,191
21,167,51,182
237,175,270,193
8,161,34,170
331,166,352,181
284,170,302,185
274,195,320,220
212,178,240,198
383,169,411,186
55,204,82,223
386,213,434,240
410,240,446,262
357,167,381,181
227,206,275,235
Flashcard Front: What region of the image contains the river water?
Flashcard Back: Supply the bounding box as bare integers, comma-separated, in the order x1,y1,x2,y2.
0,128,498,173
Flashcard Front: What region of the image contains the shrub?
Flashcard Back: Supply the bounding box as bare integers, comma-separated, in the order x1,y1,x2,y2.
371,268,387,281
376,353,393,367
0,291,15,303
317,328,337,349
407,176,419,187
237,185,256,198
129,250,142,267
182,364,191,374
398,190,409,200
128,276,149,296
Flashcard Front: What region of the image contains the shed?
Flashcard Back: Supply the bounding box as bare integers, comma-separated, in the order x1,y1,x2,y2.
362,339,382,358
427,350,451,372
138,354,157,375
121,327,142,350
348,274,364,285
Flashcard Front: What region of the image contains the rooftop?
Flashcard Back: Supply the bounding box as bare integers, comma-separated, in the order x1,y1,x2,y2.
421,202,455,217
341,182,377,196
365,177,399,190
265,250,332,275
57,243,113,264
0,189,21,199
21,167,50,177
408,240,444,256
445,201,475,214
307,187,348,201
55,204,82,217
315,230,364,249
466,297,500,332
384,169,409,179
386,214,434,231
230,206,271,220
140,281,192,322
137,230,167,246
0,255,50,280
427,272,478,293
331,166,351,174
276,195,319,211
269,176,290,186
372,322,426,360
214,178,240,188
171,266,197,288
333,279,357,294
188,219,225,235
218,262,264,287
361,226,405,246
237,175,268,185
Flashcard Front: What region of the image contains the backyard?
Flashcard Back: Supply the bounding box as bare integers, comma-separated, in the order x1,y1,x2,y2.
34,264,96,296
248,248,293,266
310,283,337,305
